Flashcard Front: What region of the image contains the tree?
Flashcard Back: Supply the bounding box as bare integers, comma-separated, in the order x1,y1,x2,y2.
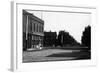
43,31,57,47
81,25,91,49
57,31,79,47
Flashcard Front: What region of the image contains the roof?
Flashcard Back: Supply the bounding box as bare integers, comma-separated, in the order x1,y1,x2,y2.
23,10,44,24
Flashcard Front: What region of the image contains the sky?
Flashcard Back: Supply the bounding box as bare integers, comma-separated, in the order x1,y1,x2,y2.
27,10,91,43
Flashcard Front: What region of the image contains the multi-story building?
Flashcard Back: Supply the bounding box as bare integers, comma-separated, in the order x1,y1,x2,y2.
23,10,44,50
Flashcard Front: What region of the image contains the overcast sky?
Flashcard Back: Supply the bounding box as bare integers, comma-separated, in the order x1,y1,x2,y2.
27,10,91,43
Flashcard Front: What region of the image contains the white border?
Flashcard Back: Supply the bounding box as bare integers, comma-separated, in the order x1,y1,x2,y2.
11,1,97,72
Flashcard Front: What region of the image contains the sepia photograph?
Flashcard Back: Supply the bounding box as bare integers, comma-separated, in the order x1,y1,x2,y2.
22,9,91,63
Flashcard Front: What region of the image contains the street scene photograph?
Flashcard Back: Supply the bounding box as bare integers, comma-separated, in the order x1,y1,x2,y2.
22,9,91,63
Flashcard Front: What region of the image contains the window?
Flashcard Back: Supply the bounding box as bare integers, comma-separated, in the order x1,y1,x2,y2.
41,25,43,32
38,24,39,32
37,24,38,32
34,23,35,32
32,36,34,40
30,20,32,33
39,25,41,32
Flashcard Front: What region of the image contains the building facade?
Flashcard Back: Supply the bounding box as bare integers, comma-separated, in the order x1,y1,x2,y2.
23,10,44,50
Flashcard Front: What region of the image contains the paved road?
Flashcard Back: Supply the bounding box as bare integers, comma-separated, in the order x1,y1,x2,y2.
23,49,81,63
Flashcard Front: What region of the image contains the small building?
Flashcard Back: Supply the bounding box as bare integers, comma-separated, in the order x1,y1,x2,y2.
23,10,44,50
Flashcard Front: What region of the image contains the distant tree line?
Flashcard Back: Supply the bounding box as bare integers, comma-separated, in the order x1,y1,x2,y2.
43,25,91,49
57,31,80,47
43,30,80,47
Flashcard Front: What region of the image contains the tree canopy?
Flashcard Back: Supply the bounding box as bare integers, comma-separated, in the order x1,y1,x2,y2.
81,25,91,48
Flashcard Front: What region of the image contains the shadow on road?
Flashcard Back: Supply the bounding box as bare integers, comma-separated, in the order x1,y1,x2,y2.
47,50,91,60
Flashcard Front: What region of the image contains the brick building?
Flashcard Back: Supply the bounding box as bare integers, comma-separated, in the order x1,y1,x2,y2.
23,10,44,50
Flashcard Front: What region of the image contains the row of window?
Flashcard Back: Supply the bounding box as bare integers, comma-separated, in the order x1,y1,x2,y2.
32,36,43,40
30,20,43,33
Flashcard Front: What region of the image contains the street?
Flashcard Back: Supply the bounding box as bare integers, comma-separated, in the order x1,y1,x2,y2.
23,48,90,63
